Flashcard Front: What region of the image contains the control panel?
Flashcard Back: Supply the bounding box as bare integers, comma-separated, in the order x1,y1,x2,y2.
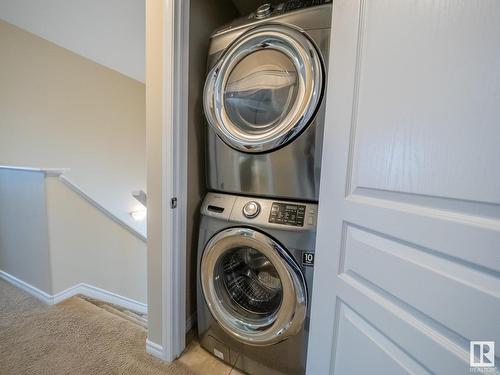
269,202,306,227
252,0,330,20
211,0,331,40
282,0,329,12
202,192,317,231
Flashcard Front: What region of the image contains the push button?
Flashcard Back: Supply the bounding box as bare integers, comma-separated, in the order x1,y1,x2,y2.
307,215,314,225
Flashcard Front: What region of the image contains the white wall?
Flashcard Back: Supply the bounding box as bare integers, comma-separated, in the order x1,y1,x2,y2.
46,177,147,303
0,169,52,293
0,20,146,236
0,0,145,82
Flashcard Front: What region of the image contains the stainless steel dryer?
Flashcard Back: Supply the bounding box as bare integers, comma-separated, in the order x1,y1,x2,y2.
204,2,332,201
197,192,317,375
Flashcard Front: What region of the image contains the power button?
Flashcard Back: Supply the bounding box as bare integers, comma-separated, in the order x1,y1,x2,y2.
242,201,261,218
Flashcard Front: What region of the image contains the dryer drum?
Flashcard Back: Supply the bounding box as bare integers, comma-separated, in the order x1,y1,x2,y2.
217,246,283,318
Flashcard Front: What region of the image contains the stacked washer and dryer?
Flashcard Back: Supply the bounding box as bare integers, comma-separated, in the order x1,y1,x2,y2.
197,2,332,374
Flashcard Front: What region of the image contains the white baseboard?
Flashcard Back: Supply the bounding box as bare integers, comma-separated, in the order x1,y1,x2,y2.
146,338,165,360
146,314,195,361
51,283,81,304
53,283,147,314
0,271,53,304
0,270,147,314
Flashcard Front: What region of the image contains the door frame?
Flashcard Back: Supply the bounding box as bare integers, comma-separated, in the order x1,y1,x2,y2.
163,0,190,361
146,0,190,361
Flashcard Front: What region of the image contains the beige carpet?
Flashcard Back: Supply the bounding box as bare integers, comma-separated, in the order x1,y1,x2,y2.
0,279,195,375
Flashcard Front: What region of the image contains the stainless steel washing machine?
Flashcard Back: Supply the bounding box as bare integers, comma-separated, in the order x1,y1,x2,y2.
197,192,317,375
204,2,332,201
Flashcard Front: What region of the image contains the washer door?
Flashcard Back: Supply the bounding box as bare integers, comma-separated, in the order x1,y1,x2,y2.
204,25,324,153
201,227,307,346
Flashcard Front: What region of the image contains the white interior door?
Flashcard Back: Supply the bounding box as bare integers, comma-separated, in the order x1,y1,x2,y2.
307,1,500,374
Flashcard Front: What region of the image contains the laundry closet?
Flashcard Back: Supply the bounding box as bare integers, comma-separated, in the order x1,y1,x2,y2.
145,0,500,374
185,1,331,374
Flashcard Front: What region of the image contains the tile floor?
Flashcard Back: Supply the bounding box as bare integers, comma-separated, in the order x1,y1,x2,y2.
178,331,244,375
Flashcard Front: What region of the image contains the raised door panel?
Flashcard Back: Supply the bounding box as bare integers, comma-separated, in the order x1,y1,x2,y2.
350,0,500,204
333,303,430,375
342,224,500,342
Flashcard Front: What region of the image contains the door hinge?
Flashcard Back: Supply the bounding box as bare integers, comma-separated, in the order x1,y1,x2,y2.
170,197,177,209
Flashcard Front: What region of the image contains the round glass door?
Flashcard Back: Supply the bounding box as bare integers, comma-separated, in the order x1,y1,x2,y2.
204,25,323,153
224,49,299,135
201,227,307,346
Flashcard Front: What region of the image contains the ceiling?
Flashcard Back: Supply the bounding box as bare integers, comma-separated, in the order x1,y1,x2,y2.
0,0,287,82
0,0,145,82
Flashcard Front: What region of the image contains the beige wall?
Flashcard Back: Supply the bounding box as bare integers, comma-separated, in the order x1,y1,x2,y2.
186,0,238,322
0,168,147,303
0,20,146,236
46,177,147,303
0,169,52,293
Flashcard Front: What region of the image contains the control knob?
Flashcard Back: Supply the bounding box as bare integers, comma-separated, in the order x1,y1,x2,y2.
256,3,272,19
242,201,261,218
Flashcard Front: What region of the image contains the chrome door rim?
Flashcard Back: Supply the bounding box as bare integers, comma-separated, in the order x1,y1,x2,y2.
201,227,307,346
204,24,323,153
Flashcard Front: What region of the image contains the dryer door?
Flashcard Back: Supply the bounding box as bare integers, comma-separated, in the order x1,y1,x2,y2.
201,227,307,346
204,25,324,153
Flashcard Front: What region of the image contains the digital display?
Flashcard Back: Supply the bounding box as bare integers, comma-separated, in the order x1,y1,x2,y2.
268,203,306,226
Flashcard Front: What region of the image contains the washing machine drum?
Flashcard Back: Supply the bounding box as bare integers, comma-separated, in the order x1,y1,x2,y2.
204,24,324,153
201,227,307,346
